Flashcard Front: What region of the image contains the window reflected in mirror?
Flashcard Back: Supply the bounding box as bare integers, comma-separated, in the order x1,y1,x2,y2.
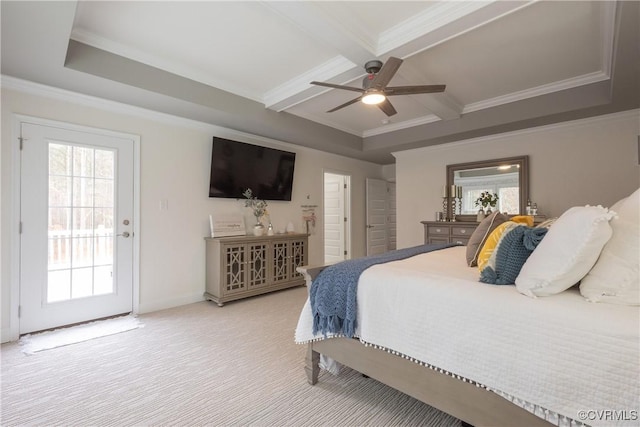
454,164,520,214
446,156,528,219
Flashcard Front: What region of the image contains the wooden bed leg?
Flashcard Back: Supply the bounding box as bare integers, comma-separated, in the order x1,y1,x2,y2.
305,344,320,385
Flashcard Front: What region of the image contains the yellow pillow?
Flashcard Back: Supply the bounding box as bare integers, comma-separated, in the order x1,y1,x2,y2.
477,221,520,271
510,215,534,226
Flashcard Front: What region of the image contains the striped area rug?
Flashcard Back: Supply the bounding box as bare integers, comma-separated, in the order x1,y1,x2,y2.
1,286,460,426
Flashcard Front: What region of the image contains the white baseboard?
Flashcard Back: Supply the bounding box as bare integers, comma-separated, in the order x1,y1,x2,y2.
1,293,206,343
137,292,205,315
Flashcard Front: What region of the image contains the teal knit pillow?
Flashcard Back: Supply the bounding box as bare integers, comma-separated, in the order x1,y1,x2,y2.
479,226,548,285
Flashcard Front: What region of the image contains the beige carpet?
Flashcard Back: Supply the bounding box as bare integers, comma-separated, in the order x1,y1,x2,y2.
1,286,461,426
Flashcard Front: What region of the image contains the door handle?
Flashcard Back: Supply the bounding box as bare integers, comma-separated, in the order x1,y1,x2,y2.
117,231,131,238
366,225,374,228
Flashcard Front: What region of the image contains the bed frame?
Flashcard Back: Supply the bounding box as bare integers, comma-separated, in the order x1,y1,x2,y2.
298,265,552,427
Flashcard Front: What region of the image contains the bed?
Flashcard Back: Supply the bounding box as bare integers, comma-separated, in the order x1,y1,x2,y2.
295,208,640,427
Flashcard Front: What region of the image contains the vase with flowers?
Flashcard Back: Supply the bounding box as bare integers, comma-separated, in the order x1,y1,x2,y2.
243,189,268,235
475,191,499,220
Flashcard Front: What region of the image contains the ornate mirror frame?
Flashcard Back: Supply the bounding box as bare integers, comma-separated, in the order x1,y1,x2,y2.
446,155,529,222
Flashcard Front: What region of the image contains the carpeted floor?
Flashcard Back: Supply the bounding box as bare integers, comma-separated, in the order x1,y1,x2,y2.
1,286,461,426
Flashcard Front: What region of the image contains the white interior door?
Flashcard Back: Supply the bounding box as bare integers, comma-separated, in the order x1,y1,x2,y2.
19,122,134,334
366,178,388,256
387,182,397,251
324,173,345,264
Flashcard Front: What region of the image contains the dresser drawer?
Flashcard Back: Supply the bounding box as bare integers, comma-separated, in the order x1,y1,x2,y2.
427,225,449,236
451,237,470,246
428,237,450,245
451,226,475,237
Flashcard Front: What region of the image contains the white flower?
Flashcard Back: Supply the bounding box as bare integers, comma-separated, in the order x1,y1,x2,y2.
475,191,499,208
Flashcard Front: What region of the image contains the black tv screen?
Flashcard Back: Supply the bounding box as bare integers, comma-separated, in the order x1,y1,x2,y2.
209,137,296,201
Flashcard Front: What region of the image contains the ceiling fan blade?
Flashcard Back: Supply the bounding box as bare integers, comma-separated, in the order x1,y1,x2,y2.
377,99,397,117
310,81,364,93
384,84,446,96
371,57,403,90
327,96,362,113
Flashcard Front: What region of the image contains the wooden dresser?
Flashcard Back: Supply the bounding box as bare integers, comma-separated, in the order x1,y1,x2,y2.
420,221,479,245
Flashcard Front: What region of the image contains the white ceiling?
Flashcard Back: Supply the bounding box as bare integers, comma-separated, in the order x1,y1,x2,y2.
2,1,639,164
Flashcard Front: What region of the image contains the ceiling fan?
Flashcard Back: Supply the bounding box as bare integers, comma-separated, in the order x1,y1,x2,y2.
310,57,446,117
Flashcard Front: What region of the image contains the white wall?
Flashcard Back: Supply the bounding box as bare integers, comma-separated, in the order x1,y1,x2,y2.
1,85,383,341
394,110,640,248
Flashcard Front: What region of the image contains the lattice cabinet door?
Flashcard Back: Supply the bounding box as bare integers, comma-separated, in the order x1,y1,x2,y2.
271,240,290,284
247,241,268,289
288,238,307,281
222,243,247,295
204,234,308,306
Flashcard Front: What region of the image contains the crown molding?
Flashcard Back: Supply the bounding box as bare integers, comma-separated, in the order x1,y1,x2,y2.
1,75,372,160
1,74,266,137
70,29,262,103
377,1,492,55
263,56,357,110
352,69,612,139
1,74,225,132
363,114,441,138
392,108,640,158
379,1,535,59
309,2,378,55
283,108,362,137
463,71,610,115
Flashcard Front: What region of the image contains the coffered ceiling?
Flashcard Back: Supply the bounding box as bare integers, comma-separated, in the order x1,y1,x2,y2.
1,1,638,164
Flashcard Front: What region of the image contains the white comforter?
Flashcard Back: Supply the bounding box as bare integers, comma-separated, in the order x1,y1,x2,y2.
295,246,640,426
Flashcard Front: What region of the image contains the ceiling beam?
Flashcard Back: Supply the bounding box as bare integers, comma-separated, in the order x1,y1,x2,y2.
263,1,535,119
393,61,462,121
263,56,362,112
261,1,376,67
260,1,377,111
379,1,534,59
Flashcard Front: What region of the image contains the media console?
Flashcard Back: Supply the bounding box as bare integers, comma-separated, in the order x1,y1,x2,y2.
204,233,308,306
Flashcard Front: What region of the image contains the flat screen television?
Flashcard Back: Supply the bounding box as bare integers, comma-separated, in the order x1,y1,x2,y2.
209,137,296,201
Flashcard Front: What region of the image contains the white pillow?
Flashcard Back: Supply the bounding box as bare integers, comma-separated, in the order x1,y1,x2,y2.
580,189,639,305
610,196,628,211
515,205,615,297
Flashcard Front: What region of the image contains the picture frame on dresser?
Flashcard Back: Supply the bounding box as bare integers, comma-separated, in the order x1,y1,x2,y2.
209,213,246,237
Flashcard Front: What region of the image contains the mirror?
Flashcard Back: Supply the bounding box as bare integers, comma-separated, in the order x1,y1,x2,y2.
446,156,529,221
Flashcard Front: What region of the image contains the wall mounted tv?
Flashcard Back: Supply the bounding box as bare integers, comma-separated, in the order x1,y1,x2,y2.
209,137,296,201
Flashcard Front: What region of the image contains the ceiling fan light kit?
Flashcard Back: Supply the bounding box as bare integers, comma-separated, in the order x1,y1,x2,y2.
310,57,445,117
362,92,385,105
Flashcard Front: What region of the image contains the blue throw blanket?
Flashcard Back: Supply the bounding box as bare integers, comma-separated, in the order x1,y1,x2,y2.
310,242,456,337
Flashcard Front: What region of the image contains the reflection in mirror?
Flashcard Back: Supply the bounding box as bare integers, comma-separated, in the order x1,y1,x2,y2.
446,156,528,220
454,164,520,214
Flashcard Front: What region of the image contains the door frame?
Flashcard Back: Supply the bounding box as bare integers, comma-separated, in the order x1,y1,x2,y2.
322,169,351,263
8,115,141,341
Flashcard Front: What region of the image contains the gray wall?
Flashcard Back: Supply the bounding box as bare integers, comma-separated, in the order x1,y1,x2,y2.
394,110,640,248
